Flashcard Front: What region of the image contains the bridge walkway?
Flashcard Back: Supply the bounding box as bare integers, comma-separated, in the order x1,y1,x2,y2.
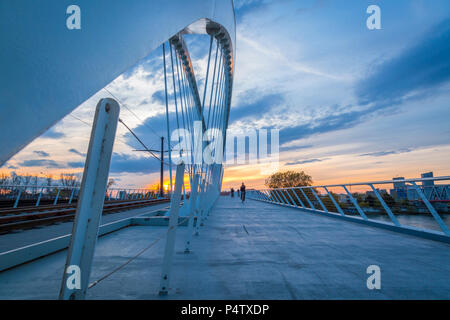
0,196,449,299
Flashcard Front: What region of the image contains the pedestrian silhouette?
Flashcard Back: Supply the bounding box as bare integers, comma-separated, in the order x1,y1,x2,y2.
230,187,234,197
240,182,246,203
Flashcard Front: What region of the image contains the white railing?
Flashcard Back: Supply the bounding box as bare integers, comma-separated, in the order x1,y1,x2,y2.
0,185,163,208
248,176,450,237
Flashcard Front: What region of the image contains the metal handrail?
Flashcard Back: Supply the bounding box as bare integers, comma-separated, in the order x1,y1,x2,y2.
260,176,450,190
248,176,450,236
0,184,164,208
0,184,156,191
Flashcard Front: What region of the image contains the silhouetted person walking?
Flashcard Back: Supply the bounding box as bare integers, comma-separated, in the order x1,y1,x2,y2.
230,187,234,197
240,182,246,203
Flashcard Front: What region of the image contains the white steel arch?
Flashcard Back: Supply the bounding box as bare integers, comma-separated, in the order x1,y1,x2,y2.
0,0,235,166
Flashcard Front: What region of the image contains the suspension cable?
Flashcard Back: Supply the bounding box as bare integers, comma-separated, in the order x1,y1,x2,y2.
103,87,161,149
162,43,173,194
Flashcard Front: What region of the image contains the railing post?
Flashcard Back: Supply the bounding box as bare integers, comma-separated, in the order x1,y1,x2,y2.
159,162,185,295
299,188,315,209
323,186,344,216
274,190,285,204
369,184,400,226
53,188,61,205
257,190,263,200
283,189,296,206
185,173,200,253
342,185,368,220
59,98,119,300
68,188,75,204
411,182,449,235
278,189,290,205
266,190,273,202
290,188,305,208
310,187,328,212
35,187,44,207
13,189,21,208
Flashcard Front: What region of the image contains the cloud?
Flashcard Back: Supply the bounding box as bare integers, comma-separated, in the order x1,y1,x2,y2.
67,161,85,168
68,148,86,157
109,153,162,174
123,111,181,151
359,148,413,157
33,150,50,157
242,18,450,150
238,33,343,80
151,90,174,105
229,93,284,124
285,158,326,166
18,159,65,168
41,127,65,139
256,19,450,149
356,18,450,106
273,106,369,147
277,144,314,152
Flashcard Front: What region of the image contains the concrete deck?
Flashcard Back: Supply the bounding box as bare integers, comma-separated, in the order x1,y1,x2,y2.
0,196,449,299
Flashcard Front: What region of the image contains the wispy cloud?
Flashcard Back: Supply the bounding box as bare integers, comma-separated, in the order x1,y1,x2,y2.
41,127,65,139
67,161,84,168
285,158,327,166
33,150,50,157
109,153,161,174
68,148,86,157
356,18,450,106
238,34,344,80
229,93,283,123
360,148,413,157
18,159,64,169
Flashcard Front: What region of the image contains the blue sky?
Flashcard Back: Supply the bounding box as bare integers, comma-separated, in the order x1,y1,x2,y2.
2,0,450,188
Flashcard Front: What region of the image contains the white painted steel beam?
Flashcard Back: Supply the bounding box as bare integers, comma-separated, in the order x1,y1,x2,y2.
159,163,186,295
59,98,119,300
0,0,235,166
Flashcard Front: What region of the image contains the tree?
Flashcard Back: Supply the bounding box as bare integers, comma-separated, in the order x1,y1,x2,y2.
382,193,395,207
0,173,9,186
365,194,376,207
107,178,116,189
60,173,80,187
265,170,313,188
45,174,53,186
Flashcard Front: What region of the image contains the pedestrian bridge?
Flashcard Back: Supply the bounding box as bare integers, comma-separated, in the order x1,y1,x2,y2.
1,196,449,299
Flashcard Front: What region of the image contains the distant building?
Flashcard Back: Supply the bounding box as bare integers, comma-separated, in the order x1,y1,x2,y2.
366,189,387,197
390,177,407,200
393,177,405,189
389,172,450,201
421,172,434,187
406,188,419,201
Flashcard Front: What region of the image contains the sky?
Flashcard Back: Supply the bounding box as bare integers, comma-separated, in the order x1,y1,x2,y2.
1,0,450,190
